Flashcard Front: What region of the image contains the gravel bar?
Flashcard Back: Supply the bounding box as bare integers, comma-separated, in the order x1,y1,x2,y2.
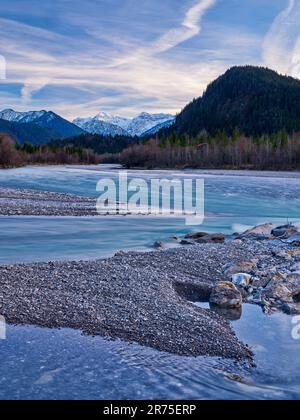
0,187,98,216
0,239,293,361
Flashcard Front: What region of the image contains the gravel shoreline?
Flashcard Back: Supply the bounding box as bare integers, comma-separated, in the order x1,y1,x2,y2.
0,188,98,216
0,238,296,361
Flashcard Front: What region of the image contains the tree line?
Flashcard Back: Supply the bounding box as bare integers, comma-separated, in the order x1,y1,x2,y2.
112,130,300,170
0,134,102,168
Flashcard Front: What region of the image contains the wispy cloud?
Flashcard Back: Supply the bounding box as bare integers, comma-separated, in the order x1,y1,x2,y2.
0,0,268,119
262,0,300,77
150,0,216,54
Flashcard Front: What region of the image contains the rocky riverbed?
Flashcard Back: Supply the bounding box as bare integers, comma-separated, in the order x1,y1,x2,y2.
0,223,300,361
0,188,98,216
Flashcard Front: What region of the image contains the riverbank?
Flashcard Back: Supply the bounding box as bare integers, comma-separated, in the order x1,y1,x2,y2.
0,231,299,361
0,187,98,216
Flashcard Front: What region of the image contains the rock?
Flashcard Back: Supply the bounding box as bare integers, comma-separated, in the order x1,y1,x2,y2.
272,225,298,239
114,251,127,257
196,233,225,244
263,283,294,303
285,273,300,296
232,239,243,245
210,233,225,243
287,232,300,245
239,223,276,240
180,240,193,246
209,281,243,309
270,271,288,283
153,241,165,249
224,260,257,277
288,250,300,257
291,263,300,272
281,303,300,315
185,232,209,239
273,250,293,260
272,224,298,239
231,273,252,288
251,275,269,288
247,286,254,295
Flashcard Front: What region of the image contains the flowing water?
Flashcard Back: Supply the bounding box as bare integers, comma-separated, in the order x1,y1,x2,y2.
0,165,300,400
0,165,300,263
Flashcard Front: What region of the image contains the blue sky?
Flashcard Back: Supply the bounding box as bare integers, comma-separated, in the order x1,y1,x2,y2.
0,0,298,120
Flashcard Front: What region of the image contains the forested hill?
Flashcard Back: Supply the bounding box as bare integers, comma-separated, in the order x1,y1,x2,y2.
172,66,300,137
51,133,139,155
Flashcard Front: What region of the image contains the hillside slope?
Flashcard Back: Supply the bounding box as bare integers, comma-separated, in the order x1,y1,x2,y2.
173,66,300,136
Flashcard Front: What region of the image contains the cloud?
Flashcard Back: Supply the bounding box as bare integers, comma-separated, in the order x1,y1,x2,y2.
0,1,221,119
21,78,50,103
151,0,217,54
262,0,300,77
0,0,262,120
0,55,6,80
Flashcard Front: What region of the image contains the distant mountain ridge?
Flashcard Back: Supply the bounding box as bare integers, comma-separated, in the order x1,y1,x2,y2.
171,66,300,137
0,118,61,145
0,109,84,143
73,112,175,137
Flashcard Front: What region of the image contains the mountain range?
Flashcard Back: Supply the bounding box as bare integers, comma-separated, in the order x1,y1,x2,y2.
0,109,84,144
0,109,175,144
73,112,175,137
1,66,300,147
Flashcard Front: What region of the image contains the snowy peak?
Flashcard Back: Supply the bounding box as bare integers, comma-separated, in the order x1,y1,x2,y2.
0,109,49,124
127,113,175,136
0,108,83,139
73,117,129,137
73,112,175,137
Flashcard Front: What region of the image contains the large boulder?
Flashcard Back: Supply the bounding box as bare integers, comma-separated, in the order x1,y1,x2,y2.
272,225,298,239
263,283,294,303
223,260,258,277
185,232,209,239
210,281,243,309
231,273,252,288
287,233,300,247
196,233,225,244
239,223,276,240
262,271,300,305
184,232,225,244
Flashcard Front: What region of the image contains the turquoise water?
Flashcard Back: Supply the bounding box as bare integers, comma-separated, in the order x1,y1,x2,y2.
0,165,300,263
1,165,300,400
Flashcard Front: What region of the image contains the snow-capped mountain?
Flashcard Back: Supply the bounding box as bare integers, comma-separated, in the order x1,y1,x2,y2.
127,112,175,137
0,109,54,124
0,109,84,139
94,112,131,132
73,112,175,137
141,119,176,137
73,116,129,137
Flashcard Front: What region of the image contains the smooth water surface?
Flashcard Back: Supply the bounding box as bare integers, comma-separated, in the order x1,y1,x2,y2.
0,305,299,400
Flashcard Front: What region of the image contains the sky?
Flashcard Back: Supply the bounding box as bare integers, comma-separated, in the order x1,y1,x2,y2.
0,0,299,121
